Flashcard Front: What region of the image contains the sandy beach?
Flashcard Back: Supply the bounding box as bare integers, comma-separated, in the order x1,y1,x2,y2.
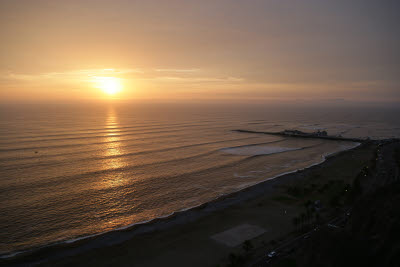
2,1,399,266
2,140,380,267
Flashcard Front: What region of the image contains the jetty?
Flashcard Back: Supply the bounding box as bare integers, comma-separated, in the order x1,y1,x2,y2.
233,129,369,143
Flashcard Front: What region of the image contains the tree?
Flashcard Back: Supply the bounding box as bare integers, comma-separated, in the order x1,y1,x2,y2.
228,253,245,267
292,216,300,230
300,212,306,229
243,240,253,253
314,212,321,224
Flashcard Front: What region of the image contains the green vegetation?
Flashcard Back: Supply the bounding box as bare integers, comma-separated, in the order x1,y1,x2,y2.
281,180,400,267
288,158,377,233
276,258,298,267
271,195,297,204
242,240,253,253
227,253,245,267
226,240,254,267
395,148,400,168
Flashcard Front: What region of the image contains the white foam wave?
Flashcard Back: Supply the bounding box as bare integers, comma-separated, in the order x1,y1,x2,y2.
220,146,299,156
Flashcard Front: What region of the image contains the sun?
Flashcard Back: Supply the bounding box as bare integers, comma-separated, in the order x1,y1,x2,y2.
94,77,122,95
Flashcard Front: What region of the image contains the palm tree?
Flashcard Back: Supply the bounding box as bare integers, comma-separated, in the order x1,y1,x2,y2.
300,212,306,230
292,217,300,230
314,212,321,225
243,240,253,253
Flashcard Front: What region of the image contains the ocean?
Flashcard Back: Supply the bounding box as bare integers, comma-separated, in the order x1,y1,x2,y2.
1,102,399,257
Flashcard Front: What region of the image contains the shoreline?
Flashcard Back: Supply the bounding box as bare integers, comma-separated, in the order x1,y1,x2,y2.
2,140,367,265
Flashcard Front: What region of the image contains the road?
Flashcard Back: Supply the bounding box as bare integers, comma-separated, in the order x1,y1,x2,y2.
250,140,400,267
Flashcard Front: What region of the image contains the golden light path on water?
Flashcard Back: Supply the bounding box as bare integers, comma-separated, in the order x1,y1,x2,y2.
103,107,126,188
94,107,135,230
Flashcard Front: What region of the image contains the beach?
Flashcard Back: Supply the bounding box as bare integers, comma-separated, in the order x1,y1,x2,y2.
3,140,379,266
3,104,392,258
2,1,399,266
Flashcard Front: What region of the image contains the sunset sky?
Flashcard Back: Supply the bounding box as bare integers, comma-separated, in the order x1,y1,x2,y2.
0,0,399,103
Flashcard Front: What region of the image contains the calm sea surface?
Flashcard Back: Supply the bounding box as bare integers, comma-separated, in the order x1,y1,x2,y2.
1,103,399,256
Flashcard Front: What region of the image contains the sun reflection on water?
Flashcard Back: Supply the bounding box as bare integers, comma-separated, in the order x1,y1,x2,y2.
102,107,127,187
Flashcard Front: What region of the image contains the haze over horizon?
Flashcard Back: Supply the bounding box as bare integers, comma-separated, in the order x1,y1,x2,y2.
2,2,400,265
1,0,399,104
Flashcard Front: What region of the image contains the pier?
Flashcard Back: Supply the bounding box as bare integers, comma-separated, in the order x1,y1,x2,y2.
233,129,369,143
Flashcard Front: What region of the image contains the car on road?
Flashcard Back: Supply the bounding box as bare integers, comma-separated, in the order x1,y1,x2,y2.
267,251,277,258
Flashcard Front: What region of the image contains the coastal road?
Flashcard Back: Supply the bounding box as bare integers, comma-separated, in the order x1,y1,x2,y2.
251,140,400,267
249,211,351,267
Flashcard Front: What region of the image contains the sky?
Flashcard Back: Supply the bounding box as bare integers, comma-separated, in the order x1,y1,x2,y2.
0,0,399,104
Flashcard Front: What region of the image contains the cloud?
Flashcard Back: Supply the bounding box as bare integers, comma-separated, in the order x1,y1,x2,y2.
0,67,245,88
154,68,200,73
150,76,244,83
1,68,143,82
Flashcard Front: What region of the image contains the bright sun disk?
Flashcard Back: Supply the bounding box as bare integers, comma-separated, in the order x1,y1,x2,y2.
94,77,122,95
